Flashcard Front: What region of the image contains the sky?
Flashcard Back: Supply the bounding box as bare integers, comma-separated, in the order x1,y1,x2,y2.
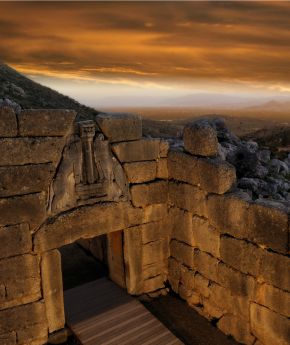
1,1,290,107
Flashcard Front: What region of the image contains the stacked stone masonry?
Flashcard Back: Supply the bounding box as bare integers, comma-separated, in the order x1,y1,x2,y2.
0,106,289,345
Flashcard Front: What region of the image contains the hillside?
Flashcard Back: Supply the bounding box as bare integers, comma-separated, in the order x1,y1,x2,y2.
0,64,99,120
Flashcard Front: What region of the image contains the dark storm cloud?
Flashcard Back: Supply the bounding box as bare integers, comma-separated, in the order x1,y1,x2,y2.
0,1,290,86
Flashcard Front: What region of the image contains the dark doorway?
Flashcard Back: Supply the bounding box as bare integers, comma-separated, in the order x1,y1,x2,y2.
60,241,108,291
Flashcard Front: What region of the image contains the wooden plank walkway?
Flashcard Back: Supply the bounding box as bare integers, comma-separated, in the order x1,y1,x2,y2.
64,278,184,345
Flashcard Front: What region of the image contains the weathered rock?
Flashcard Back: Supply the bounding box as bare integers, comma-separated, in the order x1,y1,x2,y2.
156,158,168,179
171,208,194,246
183,122,219,157
170,240,195,268
168,257,181,293
34,202,137,252
260,250,290,292
130,181,168,207
250,303,290,345
207,193,250,238
41,250,65,333
0,331,16,345
217,315,255,345
0,254,41,310
141,221,167,244
0,301,47,338
17,319,48,345
142,240,166,266
0,223,32,259
96,112,142,142
169,182,207,217
112,139,162,162
180,265,195,289
208,282,249,320
168,151,236,194
0,107,17,137
218,262,256,297
220,236,263,277
123,161,156,183
256,283,290,317
142,203,168,224
0,193,46,230
195,251,219,283
0,164,55,197
248,202,288,254
143,275,165,293
0,137,65,166
194,273,210,298
124,227,143,295
192,216,220,258
18,109,76,137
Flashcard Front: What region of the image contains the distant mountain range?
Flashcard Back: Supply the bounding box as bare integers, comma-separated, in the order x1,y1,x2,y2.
0,64,99,120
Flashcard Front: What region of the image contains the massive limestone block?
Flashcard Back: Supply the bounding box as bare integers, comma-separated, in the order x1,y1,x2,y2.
208,282,249,320
260,250,290,292
168,151,236,194
0,193,46,230
0,137,65,166
143,275,165,293
250,303,290,345
207,193,250,238
170,240,195,269
112,139,166,162
142,240,166,266
0,301,48,344
123,226,143,295
123,161,157,183
96,112,142,143
168,257,181,293
140,221,168,244
183,123,218,157
220,236,263,277
142,203,168,224
107,231,126,288
0,107,17,137
0,223,32,259
248,202,288,254
34,202,135,252
256,283,290,318
192,216,220,258
170,208,195,246
217,315,255,345
195,251,219,283
217,262,256,298
156,158,168,179
130,181,168,207
18,109,76,137
0,254,41,310
0,164,55,197
41,250,65,333
169,182,207,217
0,331,16,345
180,265,195,290
194,273,210,298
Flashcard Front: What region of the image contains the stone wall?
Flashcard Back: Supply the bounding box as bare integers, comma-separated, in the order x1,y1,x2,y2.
0,108,170,345
0,106,289,345
167,126,290,345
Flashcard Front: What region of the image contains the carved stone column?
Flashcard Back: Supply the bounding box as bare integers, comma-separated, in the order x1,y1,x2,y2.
79,121,96,184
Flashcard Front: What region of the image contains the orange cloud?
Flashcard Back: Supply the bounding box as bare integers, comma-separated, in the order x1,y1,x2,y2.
0,1,290,90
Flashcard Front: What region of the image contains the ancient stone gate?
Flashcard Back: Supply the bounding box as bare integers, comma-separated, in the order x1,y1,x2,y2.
0,107,289,345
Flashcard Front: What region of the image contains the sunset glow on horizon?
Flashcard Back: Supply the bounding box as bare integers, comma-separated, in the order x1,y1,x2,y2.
1,1,290,107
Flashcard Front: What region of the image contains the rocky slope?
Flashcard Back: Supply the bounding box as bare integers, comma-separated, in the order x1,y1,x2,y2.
0,64,99,120
189,118,290,207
